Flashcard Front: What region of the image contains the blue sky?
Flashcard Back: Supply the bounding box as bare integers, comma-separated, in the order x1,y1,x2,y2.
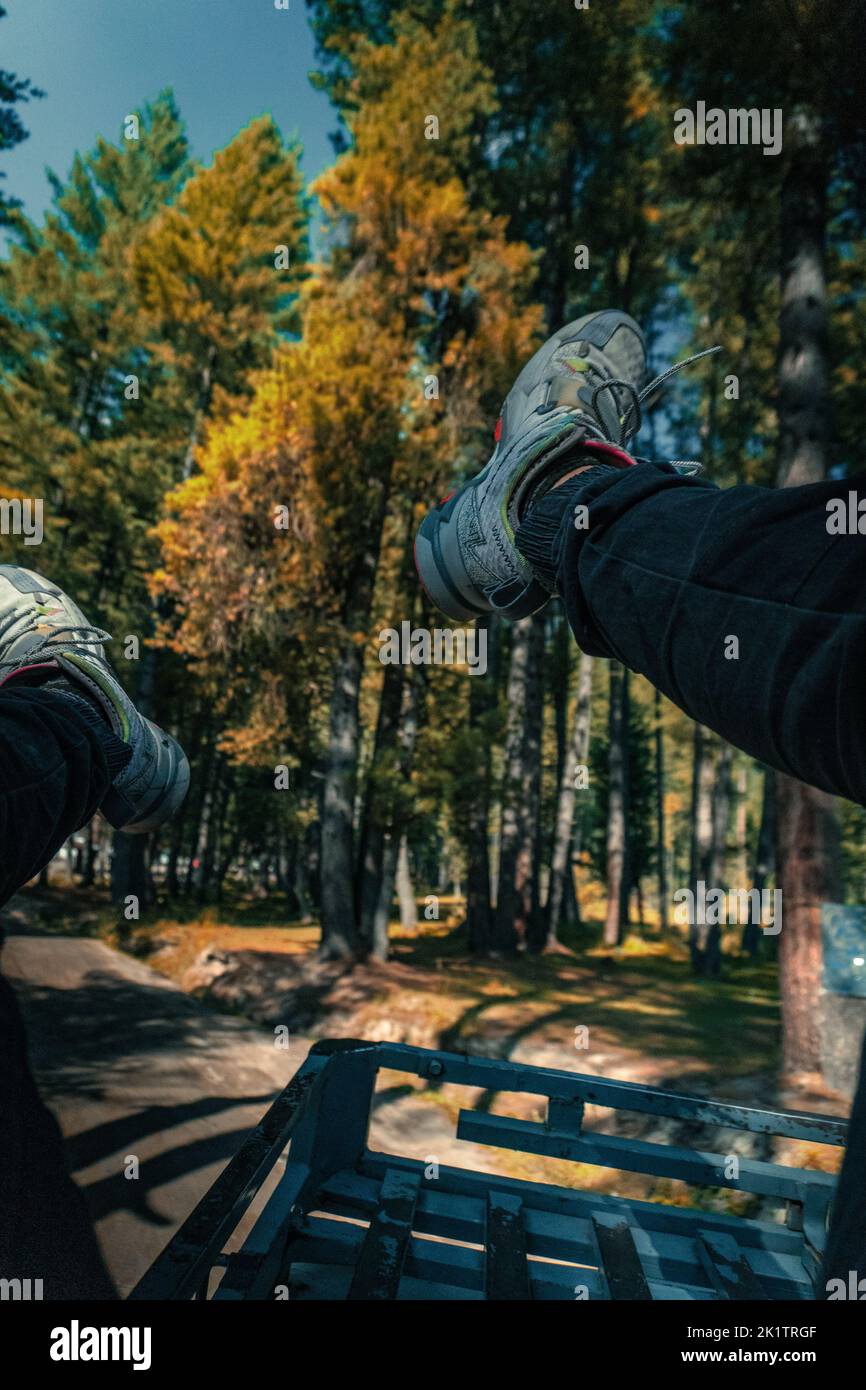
1,0,336,224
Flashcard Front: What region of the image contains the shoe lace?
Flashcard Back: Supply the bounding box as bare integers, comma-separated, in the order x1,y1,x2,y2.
0,621,111,675
586,344,722,451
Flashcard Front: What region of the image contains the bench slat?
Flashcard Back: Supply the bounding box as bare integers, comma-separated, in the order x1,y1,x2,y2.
486,1192,532,1300
592,1215,653,1300
347,1168,421,1300
456,1110,834,1201
374,1042,847,1145
697,1230,770,1301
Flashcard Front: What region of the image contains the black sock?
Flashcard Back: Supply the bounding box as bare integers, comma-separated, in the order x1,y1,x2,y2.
515,463,616,589
43,679,132,779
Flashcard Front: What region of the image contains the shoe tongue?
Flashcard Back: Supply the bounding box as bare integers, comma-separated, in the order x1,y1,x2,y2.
548,372,624,443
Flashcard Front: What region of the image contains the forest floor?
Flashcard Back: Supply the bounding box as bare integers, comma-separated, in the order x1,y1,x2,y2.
4,882,847,1253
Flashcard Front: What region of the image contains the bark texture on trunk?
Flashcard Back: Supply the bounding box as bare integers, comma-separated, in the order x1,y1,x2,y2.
654,688,668,934
774,106,836,1076
546,649,593,945
744,765,776,957
357,659,404,943
517,612,545,949
495,617,533,952
465,614,497,953
368,662,423,962
396,835,418,934
603,662,628,947
688,724,720,975
320,635,365,960
776,784,840,1074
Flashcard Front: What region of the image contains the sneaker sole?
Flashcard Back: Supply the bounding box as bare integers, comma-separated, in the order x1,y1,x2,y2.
415,500,550,622
110,723,191,834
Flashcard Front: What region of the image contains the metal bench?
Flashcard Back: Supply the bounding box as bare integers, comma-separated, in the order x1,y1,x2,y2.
129,1038,846,1301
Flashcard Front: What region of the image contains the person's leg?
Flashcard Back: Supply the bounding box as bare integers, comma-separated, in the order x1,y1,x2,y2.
0,687,125,1296
515,458,866,1296
516,459,866,804
417,312,866,1297
0,685,130,908
0,967,117,1298
0,562,190,1299
823,1027,866,1291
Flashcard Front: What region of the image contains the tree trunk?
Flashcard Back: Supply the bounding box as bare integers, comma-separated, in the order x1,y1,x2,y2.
704,739,733,977
357,658,404,944
294,826,314,923
517,612,545,949
654,687,668,934
110,833,151,927
465,616,496,953
80,820,96,889
744,766,776,957
371,832,399,961
709,742,732,885
197,759,228,904
494,618,533,952
319,474,396,960
734,758,749,885
546,649,593,945
688,724,716,973
320,634,365,960
603,662,628,947
368,661,423,962
776,785,839,1075
396,835,418,934
183,745,213,896
774,106,836,1076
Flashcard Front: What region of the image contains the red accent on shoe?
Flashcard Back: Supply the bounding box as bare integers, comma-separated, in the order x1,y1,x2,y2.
494,415,503,443
439,490,456,506
0,660,59,688
578,440,638,468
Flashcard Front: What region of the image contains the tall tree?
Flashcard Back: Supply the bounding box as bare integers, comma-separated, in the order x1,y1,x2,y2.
158,12,538,956
307,0,675,954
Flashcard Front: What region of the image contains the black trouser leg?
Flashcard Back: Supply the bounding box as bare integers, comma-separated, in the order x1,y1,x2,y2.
0,970,116,1298
550,463,866,804
519,462,866,1294
0,687,119,1297
0,686,117,908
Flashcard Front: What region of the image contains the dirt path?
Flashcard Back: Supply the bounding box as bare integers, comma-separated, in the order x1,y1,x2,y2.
1,918,308,1296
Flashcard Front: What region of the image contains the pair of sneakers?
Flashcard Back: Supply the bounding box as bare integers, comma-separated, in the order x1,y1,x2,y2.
0,309,708,830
